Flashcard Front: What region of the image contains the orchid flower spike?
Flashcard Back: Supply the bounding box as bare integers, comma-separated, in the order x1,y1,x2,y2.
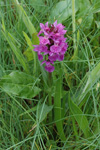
33,20,68,72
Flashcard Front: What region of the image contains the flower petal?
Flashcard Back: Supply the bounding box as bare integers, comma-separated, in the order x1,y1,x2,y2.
48,54,58,61
39,36,50,45
58,55,64,61
45,65,55,72
38,54,43,60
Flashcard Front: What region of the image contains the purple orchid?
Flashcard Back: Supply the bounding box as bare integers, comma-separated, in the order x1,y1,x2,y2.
33,20,68,72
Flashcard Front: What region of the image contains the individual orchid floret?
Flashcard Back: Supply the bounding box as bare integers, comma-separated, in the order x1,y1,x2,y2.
33,20,68,72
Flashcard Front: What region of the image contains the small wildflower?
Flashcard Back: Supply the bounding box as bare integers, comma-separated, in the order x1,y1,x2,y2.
33,20,68,72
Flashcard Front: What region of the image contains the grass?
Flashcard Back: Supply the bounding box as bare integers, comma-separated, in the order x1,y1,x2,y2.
1,0,100,149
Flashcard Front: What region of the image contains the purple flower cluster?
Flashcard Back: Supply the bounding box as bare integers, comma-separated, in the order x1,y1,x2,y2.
33,20,68,72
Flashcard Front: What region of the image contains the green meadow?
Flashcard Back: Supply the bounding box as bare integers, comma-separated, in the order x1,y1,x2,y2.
0,0,100,149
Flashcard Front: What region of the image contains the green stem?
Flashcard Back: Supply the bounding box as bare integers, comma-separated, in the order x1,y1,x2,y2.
48,73,52,122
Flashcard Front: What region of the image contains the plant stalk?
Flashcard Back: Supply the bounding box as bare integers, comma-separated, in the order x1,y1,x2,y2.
48,72,52,122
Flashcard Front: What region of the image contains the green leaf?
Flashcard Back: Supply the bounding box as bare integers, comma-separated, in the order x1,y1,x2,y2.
0,71,41,99
23,32,35,61
32,32,40,72
49,0,78,23
23,32,39,69
68,95,91,138
32,32,39,45
24,47,34,61
36,103,53,123
23,31,33,49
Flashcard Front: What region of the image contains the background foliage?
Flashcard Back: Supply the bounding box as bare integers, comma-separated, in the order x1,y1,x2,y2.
1,0,100,149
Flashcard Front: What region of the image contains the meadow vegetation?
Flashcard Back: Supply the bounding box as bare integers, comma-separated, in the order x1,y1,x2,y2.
0,0,100,149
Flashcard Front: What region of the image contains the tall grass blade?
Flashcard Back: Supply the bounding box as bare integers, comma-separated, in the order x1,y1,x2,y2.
12,0,36,36
2,26,29,73
54,73,66,141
